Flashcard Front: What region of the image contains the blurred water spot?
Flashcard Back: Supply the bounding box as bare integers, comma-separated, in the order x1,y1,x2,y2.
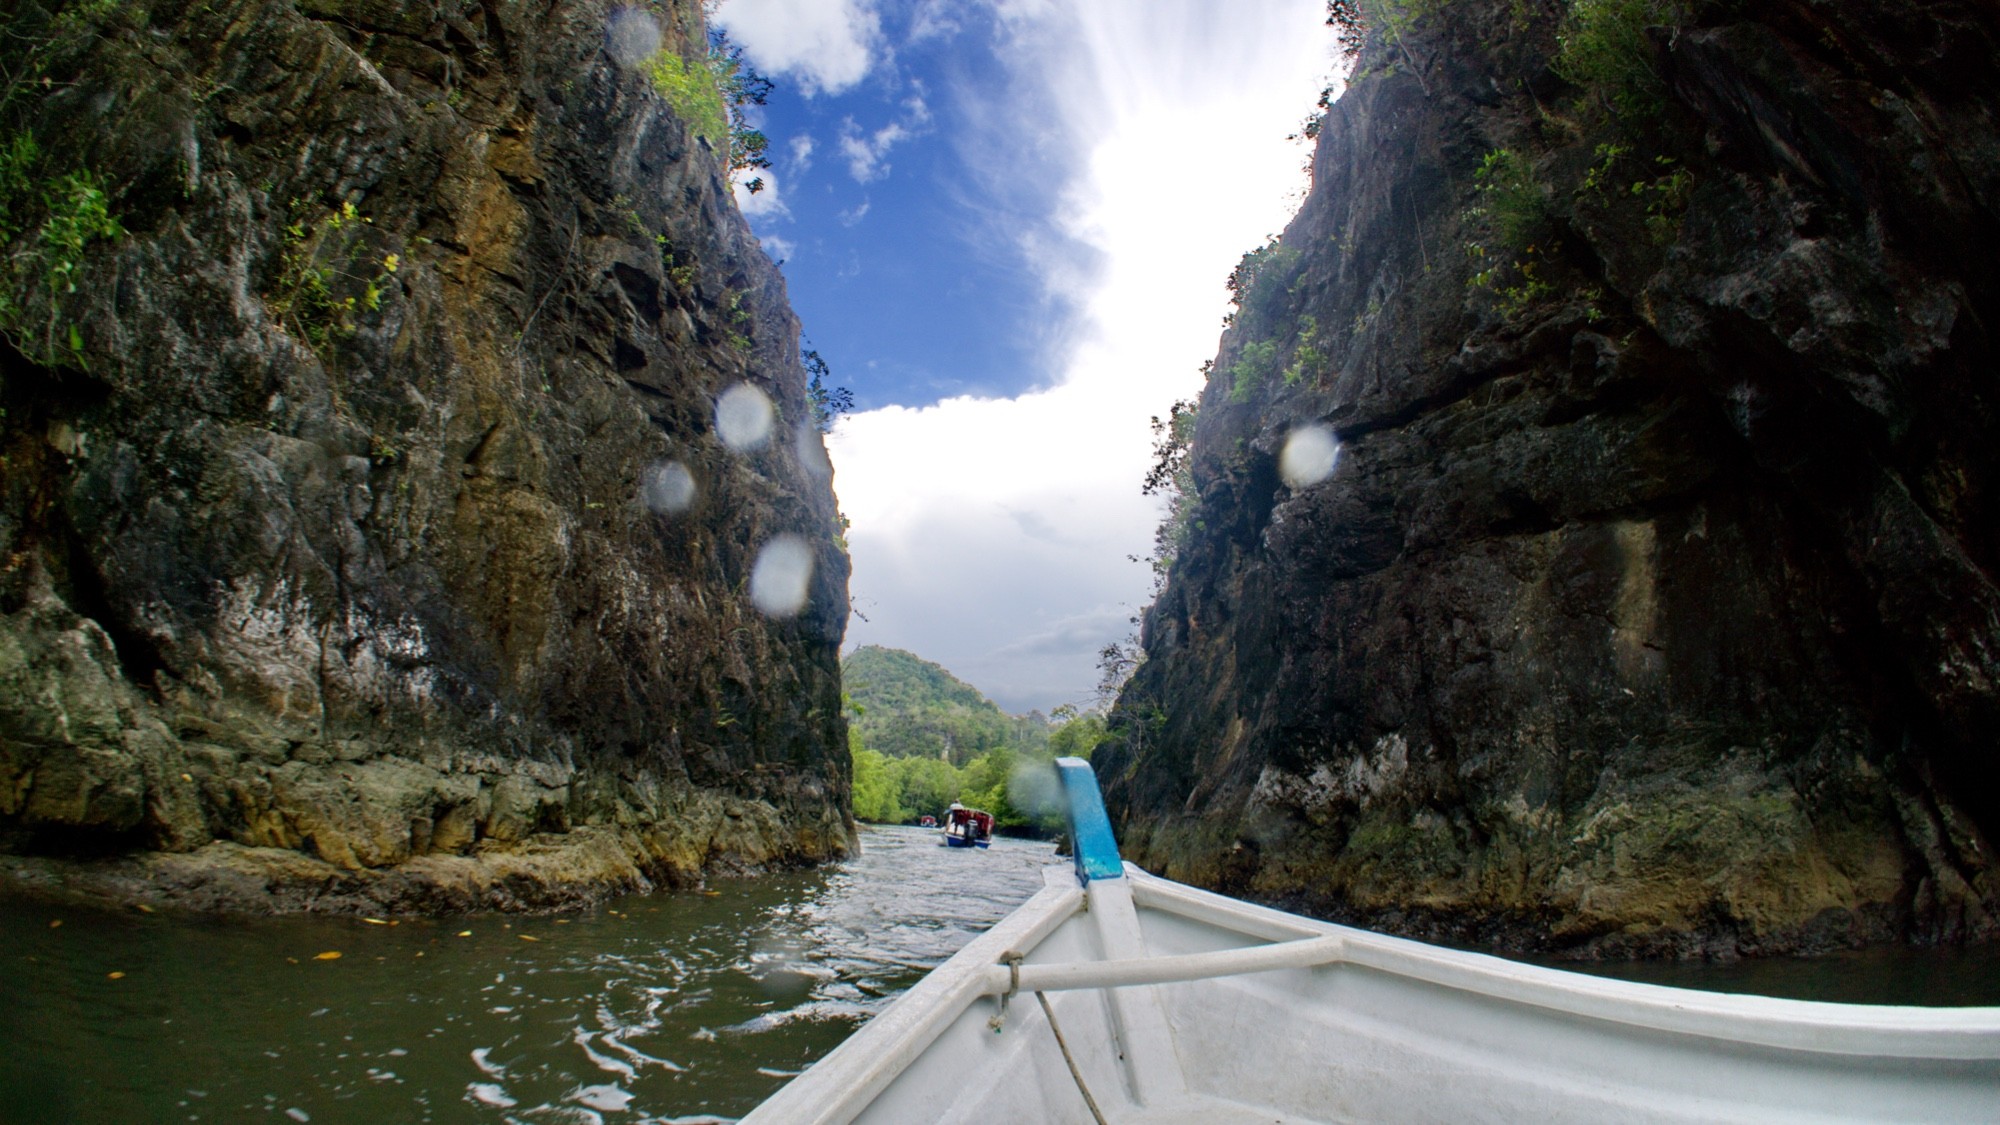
603,7,660,68
1280,424,1339,488
749,535,813,618
716,384,775,452
793,425,833,479
1008,759,1061,820
642,460,696,514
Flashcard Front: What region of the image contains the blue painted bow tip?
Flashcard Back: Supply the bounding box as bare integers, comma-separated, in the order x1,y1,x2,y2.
1054,757,1124,883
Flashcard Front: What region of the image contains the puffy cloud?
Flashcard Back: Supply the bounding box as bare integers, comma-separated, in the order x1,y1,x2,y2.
830,0,1335,713
711,0,881,96
836,93,930,183
837,119,906,182
788,133,815,171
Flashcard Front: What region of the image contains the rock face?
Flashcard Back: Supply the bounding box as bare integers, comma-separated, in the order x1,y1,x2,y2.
0,0,853,911
1097,0,2000,956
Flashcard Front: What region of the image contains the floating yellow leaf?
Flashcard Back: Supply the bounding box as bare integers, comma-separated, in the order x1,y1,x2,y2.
362,918,389,925
314,951,342,961
554,919,571,925
456,930,472,938
519,934,540,942
180,773,193,782
107,971,125,980
48,919,62,929
134,904,155,914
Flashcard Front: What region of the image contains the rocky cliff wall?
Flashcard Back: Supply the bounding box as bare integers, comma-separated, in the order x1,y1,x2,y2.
1097,0,2000,957
0,0,853,912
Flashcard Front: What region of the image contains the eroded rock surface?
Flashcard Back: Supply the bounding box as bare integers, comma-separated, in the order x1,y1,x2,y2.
0,0,852,912
1098,0,1999,957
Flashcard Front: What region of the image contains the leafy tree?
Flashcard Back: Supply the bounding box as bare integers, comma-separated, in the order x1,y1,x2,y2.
804,345,854,432
648,29,773,187
1049,711,1108,760
890,755,963,819
850,743,908,823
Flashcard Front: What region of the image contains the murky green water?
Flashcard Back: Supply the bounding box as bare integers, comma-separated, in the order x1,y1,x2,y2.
0,826,1061,1124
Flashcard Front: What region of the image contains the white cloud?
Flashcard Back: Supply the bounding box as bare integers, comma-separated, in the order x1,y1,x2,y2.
759,233,797,262
829,0,1333,713
711,0,881,96
837,199,871,227
909,0,965,44
788,133,815,171
838,117,919,183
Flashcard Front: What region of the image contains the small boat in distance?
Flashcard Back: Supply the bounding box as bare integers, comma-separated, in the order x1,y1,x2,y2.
918,814,937,828
940,803,993,849
748,759,2000,1123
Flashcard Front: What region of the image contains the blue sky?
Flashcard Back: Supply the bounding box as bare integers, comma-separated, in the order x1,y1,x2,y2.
711,0,1338,713
725,1,1089,408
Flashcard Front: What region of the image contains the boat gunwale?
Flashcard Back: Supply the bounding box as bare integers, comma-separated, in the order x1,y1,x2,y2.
741,871,1086,1125
1131,869,2000,1060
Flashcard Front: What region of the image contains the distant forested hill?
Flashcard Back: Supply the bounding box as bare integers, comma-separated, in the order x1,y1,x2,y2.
840,646,1107,831
842,646,1048,763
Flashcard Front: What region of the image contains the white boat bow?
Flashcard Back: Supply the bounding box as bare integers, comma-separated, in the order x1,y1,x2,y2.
746,759,2000,1124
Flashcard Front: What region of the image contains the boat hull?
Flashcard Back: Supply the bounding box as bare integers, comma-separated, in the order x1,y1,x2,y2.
749,761,2000,1124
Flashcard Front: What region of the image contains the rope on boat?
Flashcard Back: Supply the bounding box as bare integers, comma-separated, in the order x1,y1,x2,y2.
1036,989,1110,1125
993,951,1109,1125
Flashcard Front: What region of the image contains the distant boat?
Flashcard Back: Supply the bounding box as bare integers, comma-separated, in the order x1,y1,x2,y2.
918,815,937,828
747,758,2000,1123
940,803,992,849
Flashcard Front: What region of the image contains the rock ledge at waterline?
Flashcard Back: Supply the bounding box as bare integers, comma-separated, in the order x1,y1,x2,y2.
1098,0,2000,957
0,0,852,912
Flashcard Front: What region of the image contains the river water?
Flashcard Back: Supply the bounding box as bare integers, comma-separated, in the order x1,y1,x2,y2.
7,826,2000,1124
0,826,1061,1125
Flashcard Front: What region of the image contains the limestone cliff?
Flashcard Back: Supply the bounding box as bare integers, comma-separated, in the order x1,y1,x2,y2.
1098,0,2000,956
0,0,853,911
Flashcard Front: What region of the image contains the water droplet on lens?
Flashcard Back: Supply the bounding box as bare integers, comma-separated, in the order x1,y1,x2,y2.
1280,424,1339,489
793,425,832,479
749,535,814,618
642,460,696,514
603,7,661,68
716,384,774,452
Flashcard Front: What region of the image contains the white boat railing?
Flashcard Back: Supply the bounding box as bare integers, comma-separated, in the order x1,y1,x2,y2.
978,933,1348,995
1130,869,2000,1061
